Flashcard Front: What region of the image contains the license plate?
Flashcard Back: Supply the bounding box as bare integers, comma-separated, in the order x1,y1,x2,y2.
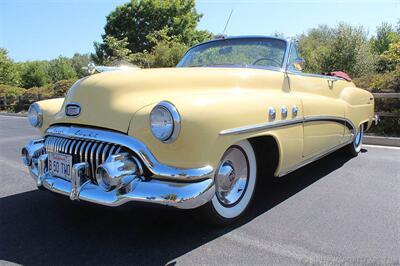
48,152,73,180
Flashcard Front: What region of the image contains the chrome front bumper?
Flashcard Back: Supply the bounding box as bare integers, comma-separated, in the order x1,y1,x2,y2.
22,133,215,209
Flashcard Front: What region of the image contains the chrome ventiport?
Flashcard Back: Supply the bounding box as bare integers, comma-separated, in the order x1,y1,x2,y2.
96,153,143,191
292,105,298,117
268,107,276,120
281,106,288,119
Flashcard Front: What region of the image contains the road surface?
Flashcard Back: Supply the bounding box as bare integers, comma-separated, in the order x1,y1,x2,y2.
0,115,399,265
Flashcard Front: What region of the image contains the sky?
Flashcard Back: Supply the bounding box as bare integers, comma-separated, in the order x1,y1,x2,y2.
0,0,399,62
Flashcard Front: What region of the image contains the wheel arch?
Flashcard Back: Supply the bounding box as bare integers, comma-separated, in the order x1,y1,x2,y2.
248,135,280,178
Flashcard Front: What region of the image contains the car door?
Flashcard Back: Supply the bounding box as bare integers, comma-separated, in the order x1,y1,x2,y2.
286,44,346,158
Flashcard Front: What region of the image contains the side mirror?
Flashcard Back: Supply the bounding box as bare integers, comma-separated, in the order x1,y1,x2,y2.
292,58,305,71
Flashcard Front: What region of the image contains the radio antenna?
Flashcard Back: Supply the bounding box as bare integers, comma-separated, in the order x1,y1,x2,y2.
222,9,234,36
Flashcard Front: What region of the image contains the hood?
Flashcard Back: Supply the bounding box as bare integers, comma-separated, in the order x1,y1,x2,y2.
54,67,282,132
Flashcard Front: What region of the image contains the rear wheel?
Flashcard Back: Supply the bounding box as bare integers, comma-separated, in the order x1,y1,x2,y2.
345,124,364,156
199,140,257,226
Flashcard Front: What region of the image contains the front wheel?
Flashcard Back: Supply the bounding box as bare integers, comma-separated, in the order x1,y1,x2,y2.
199,140,257,226
345,124,364,156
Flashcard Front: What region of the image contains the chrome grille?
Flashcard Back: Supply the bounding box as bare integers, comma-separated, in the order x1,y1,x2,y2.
44,136,123,181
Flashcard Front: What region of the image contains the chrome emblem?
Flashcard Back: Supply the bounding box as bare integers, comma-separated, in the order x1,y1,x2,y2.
65,103,81,117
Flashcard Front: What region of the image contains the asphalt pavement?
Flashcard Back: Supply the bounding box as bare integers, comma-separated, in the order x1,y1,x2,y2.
0,115,399,265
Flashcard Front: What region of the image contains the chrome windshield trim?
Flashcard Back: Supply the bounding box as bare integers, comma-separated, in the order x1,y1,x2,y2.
177,36,290,70
219,115,356,136
45,125,213,181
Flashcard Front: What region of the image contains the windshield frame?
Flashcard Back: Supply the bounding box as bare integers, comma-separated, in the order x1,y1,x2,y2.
177,36,290,71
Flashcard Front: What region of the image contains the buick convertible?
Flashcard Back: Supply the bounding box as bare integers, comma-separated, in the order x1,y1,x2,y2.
21,36,376,225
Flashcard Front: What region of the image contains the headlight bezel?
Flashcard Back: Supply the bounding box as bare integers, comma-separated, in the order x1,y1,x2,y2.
28,103,43,128
150,101,181,143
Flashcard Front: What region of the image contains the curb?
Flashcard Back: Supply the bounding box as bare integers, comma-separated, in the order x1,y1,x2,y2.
364,135,400,147
0,112,27,117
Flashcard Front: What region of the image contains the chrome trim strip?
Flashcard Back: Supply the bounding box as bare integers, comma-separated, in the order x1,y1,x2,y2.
219,115,356,136
277,139,353,177
220,118,303,135
45,125,214,181
286,69,344,81
304,115,356,134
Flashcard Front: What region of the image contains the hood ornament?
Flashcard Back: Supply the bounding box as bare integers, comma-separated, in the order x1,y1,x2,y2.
82,63,140,75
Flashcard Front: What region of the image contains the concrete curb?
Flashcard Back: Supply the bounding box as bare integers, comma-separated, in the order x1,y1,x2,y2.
0,112,27,117
364,135,400,147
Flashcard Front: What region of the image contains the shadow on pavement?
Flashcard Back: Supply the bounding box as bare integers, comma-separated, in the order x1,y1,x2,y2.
0,149,356,265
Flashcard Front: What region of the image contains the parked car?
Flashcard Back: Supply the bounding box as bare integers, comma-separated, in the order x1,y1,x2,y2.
21,36,375,225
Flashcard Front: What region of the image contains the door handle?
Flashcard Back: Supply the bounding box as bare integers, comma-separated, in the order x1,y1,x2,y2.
327,79,337,88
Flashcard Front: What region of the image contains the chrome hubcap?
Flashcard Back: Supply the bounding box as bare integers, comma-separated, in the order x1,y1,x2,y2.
215,147,249,207
354,126,364,147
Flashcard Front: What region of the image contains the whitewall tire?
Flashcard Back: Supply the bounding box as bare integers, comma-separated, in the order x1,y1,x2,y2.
199,140,257,225
345,124,364,156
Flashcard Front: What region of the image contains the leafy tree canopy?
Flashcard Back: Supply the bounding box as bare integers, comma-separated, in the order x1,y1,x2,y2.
93,0,212,66
48,56,77,82
17,61,51,88
298,23,376,78
0,49,20,86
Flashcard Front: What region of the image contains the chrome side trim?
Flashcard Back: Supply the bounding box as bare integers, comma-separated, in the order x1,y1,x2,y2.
277,139,353,177
45,125,213,181
219,118,304,135
304,115,356,134
219,115,356,136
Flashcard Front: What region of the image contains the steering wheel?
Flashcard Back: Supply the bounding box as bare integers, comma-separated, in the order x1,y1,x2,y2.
252,57,281,67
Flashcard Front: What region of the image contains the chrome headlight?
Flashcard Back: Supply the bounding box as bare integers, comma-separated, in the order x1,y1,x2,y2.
28,103,43,128
150,102,180,143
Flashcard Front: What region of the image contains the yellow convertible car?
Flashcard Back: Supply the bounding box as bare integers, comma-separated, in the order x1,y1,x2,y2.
21,36,375,224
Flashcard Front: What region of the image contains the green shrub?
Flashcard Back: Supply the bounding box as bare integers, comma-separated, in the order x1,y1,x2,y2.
50,79,77,97
354,67,400,92
0,84,25,111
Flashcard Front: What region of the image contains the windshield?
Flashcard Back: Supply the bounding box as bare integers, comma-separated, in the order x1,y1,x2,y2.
177,38,287,69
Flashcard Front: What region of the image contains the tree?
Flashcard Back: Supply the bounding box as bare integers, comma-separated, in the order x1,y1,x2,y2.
298,23,376,77
0,48,20,86
70,53,91,78
371,23,400,73
93,0,212,65
18,61,51,88
92,36,134,65
48,56,77,82
381,40,400,70
371,23,398,54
